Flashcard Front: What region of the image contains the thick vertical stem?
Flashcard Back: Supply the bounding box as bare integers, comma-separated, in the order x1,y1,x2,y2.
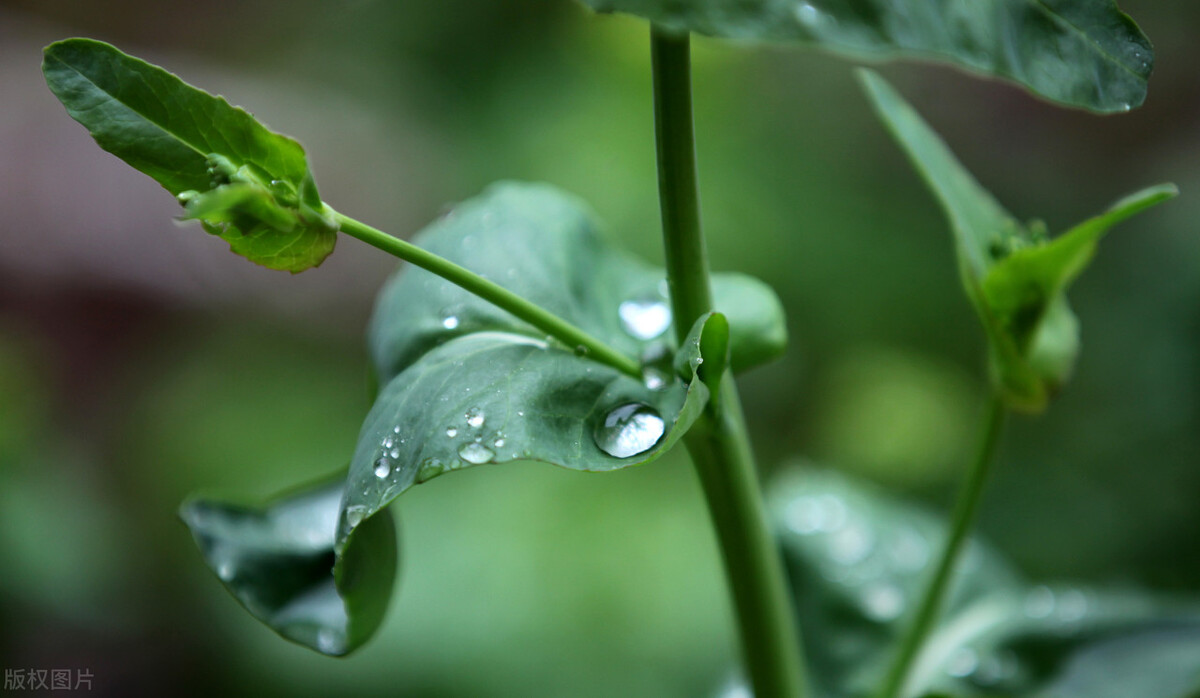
652,25,808,698
876,395,1008,698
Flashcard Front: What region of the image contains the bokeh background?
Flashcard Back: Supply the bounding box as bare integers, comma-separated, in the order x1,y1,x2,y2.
1,1,1197,695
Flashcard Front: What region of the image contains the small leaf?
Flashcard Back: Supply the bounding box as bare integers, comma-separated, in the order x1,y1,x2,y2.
341,183,728,546
581,0,1154,113
42,38,335,271
770,467,1200,698
860,70,1176,411
712,273,787,373
180,474,397,656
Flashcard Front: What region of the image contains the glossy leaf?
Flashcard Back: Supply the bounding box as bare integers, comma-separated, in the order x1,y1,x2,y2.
180,474,397,656
860,69,1176,411
579,0,1153,113
340,183,738,545
42,38,335,271
770,467,1200,698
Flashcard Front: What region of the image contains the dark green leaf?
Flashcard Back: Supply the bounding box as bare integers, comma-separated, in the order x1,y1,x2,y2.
580,0,1153,113
770,467,1200,698
180,474,397,656
341,183,731,546
859,69,1176,411
42,38,335,271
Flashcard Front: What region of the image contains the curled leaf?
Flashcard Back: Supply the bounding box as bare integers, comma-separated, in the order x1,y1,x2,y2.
181,474,397,656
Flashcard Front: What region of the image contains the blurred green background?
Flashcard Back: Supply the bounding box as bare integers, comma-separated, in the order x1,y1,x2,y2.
1,1,1197,695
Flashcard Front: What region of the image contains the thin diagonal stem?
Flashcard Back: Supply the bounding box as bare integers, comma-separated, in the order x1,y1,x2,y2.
334,211,642,379
876,395,1008,698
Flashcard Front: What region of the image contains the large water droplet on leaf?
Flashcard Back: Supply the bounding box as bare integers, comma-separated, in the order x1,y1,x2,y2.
593,403,665,458
373,457,392,479
458,442,494,464
465,407,485,429
618,296,672,340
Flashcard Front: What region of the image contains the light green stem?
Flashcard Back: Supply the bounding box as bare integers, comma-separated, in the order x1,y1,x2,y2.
876,395,1008,698
334,211,642,379
651,25,808,698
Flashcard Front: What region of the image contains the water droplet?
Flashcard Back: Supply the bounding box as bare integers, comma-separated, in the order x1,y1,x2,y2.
382,436,395,449
392,425,402,434
493,437,506,448
593,403,665,458
446,426,459,438
316,629,338,654
374,457,392,479
862,582,905,621
642,366,669,390
345,505,368,528
216,559,235,581
517,410,525,417
389,447,401,459
795,1,819,25
619,296,672,340
1024,585,1055,619
417,458,444,482
574,345,590,357
442,315,460,330
458,442,495,464
828,520,874,565
946,647,979,678
465,408,485,429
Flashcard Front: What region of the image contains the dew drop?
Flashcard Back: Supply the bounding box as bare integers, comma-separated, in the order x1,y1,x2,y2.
389,447,401,459
465,407,485,429
316,629,338,654
374,457,392,479
862,582,905,621
446,426,459,438
828,520,874,565
345,505,368,528
946,647,979,678
442,315,460,330
619,296,673,340
216,559,235,581
494,437,506,448
642,366,669,390
593,403,665,458
393,425,402,434
574,345,590,357
458,442,495,464
795,1,819,25
417,458,444,482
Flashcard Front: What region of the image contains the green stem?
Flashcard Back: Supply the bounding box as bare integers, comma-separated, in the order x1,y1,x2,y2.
651,26,808,698
876,395,1008,698
334,210,642,379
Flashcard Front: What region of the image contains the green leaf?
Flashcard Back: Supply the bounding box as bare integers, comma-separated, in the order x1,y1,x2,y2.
859,69,1176,411
580,0,1154,113
42,38,335,272
180,473,397,656
340,182,734,546
770,467,1200,698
